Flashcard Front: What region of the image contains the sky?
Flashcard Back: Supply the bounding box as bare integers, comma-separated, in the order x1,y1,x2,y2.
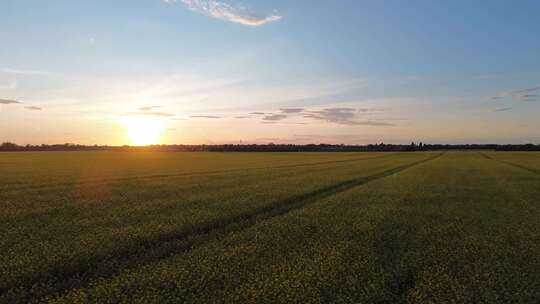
1,0,540,145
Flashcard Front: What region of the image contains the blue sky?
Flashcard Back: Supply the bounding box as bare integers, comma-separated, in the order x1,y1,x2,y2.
1,0,539,145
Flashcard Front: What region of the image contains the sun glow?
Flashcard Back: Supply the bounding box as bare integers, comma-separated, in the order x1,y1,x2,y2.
121,116,165,146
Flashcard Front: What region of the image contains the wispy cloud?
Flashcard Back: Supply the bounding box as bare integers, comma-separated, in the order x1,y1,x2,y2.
357,108,384,113
493,107,512,112
519,94,539,101
260,121,307,125
246,106,393,126
190,115,222,119
263,114,288,121
168,0,282,26
25,106,42,111
126,111,175,117
1,68,58,77
280,108,303,113
303,108,394,126
303,108,354,124
0,99,20,104
138,105,162,111
515,86,540,94
492,85,540,101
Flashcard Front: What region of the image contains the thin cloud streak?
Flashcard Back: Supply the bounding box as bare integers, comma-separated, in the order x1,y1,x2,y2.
249,107,394,126
514,86,540,94
492,85,540,100
25,106,42,111
190,115,222,119
494,107,512,112
173,0,282,26
280,108,303,113
138,105,162,111
303,108,394,126
358,108,384,113
126,111,175,117
0,99,20,104
263,114,288,121
519,94,539,101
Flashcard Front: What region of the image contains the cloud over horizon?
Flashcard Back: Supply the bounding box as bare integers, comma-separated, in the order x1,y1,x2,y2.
245,107,394,127
303,108,394,126
167,0,282,26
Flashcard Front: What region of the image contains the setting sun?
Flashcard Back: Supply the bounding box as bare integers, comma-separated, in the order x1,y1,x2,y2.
121,116,164,146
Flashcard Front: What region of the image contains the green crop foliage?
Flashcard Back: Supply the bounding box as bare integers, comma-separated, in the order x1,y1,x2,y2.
1,151,540,303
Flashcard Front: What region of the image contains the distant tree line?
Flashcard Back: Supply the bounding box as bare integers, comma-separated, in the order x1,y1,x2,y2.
1,142,539,152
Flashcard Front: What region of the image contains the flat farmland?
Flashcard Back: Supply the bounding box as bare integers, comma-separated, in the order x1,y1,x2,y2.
2,151,540,303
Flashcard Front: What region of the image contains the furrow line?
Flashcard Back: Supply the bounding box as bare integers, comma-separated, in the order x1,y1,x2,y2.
2,153,397,192
478,152,540,175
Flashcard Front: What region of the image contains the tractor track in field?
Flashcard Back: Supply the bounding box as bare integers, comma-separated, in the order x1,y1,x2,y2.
1,153,444,303
2,153,397,225
478,152,540,175
2,153,399,192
